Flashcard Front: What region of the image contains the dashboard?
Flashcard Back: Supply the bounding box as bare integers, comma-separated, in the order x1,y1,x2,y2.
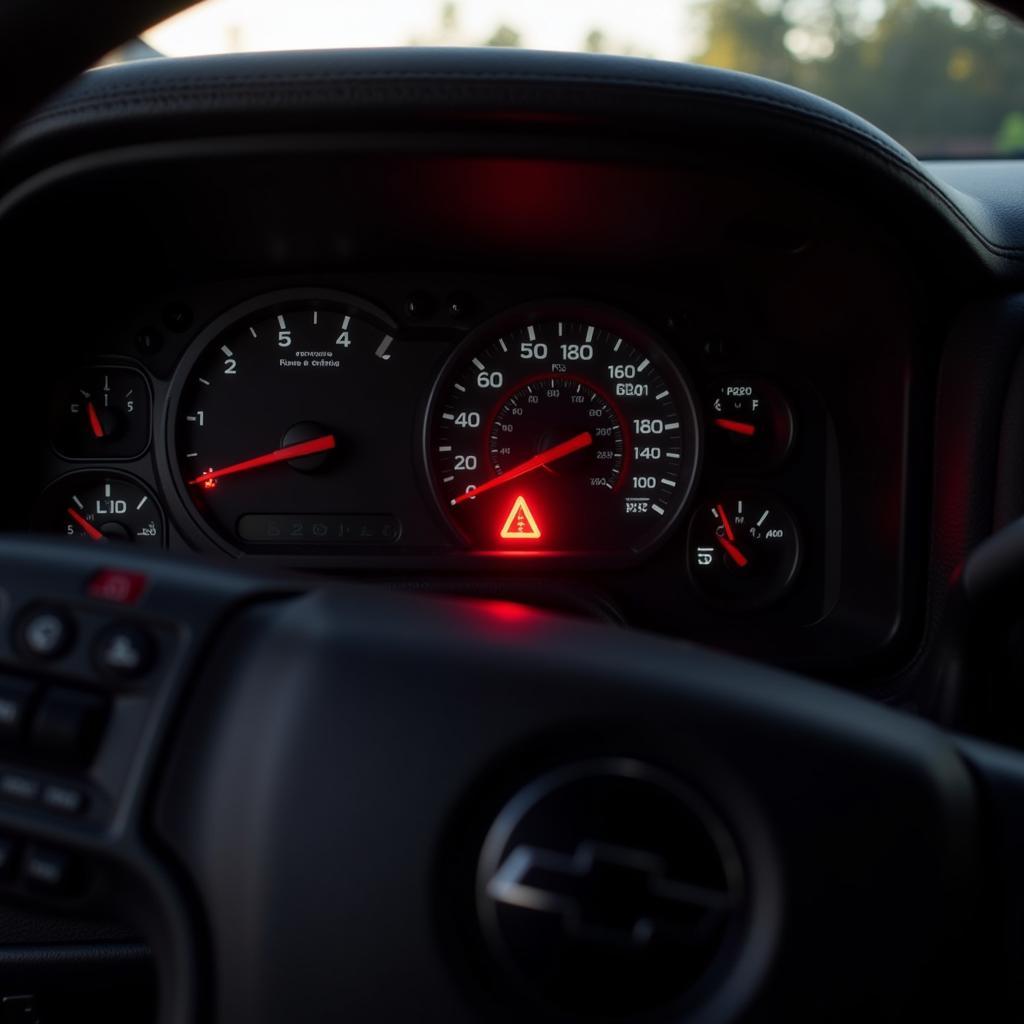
0,51,962,680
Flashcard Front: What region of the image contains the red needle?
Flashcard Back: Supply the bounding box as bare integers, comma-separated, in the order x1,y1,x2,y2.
87,402,105,439
451,431,593,506
67,507,104,541
716,533,749,568
716,504,736,542
188,434,336,486
714,418,756,437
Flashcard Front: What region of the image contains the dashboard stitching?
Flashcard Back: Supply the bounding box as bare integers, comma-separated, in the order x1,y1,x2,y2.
19,71,1020,259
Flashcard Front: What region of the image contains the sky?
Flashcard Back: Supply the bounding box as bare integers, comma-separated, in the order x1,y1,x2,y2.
144,0,699,61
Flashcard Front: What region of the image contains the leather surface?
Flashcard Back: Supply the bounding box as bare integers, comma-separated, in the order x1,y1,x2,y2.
924,159,1024,258
0,939,149,978
0,904,136,946
0,47,1020,275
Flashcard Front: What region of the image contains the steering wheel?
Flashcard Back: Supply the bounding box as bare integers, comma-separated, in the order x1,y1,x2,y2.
0,3,1022,1023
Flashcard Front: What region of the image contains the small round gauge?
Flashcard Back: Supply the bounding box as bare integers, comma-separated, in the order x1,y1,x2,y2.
168,290,403,552
687,496,799,607
36,472,164,546
426,304,701,554
709,380,793,470
51,367,151,460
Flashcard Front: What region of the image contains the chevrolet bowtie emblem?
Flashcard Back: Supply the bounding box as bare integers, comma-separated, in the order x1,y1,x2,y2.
485,840,734,948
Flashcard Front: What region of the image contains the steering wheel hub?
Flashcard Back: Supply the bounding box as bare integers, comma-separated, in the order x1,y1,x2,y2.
477,758,743,1017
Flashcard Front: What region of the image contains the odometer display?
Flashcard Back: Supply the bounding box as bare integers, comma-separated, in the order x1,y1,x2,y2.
427,306,700,554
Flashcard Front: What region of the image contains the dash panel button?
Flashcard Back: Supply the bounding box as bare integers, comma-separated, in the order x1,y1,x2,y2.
0,677,34,742
31,689,107,766
16,607,74,661
93,622,155,681
86,569,148,605
41,783,87,816
0,773,40,804
23,845,75,894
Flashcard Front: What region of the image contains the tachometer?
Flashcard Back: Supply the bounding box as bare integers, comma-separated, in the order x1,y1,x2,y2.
425,304,700,554
167,289,404,553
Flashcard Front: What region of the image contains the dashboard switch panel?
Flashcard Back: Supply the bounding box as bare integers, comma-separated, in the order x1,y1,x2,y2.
15,607,75,661
92,622,155,680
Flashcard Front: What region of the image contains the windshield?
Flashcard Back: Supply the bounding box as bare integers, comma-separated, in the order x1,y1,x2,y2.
125,0,1024,157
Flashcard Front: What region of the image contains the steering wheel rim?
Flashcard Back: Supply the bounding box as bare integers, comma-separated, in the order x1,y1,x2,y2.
0,536,989,1023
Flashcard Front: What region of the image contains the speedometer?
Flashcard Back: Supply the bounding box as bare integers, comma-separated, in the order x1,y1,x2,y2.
425,304,701,554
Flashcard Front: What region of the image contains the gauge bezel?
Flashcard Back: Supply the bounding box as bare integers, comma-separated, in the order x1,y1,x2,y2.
421,299,703,559
34,468,166,548
50,362,153,463
707,376,796,473
161,287,399,557
685,492,802,611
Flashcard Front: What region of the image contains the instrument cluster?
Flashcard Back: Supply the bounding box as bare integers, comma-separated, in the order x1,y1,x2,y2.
28,277,837,640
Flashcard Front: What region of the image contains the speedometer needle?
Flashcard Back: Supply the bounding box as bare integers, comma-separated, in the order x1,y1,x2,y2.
188,434,336,486
451,431,593,506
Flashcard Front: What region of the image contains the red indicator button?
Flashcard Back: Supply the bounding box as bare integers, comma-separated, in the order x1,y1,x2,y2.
499,496,542,540
86,569,148,605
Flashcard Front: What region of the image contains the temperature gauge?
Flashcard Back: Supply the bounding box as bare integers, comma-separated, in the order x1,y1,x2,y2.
709,380,793,470
36,473,164,547
688,496,799,607
51,367,151,460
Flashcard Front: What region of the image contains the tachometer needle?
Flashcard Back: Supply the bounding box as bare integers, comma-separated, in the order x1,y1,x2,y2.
67,507,104,541
451,431,593,506
87,401,105,439
714,418,755,437
188,434,336,486
716,533,749,568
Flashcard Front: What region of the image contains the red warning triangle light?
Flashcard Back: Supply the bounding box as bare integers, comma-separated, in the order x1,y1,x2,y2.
499,495,541,540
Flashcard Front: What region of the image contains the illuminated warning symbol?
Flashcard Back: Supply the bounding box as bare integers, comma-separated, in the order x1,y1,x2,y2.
500,495,541,540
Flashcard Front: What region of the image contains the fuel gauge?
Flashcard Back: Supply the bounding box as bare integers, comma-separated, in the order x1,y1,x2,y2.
709,380,793,470
51,367,151,460
688,495,799,607
36,472,164,547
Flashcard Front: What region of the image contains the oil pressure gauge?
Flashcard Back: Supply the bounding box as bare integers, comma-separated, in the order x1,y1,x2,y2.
688,495,799,607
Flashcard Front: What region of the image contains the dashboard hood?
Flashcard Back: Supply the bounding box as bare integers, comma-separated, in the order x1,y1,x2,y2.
2,44,1021,285
2,0,1024,168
